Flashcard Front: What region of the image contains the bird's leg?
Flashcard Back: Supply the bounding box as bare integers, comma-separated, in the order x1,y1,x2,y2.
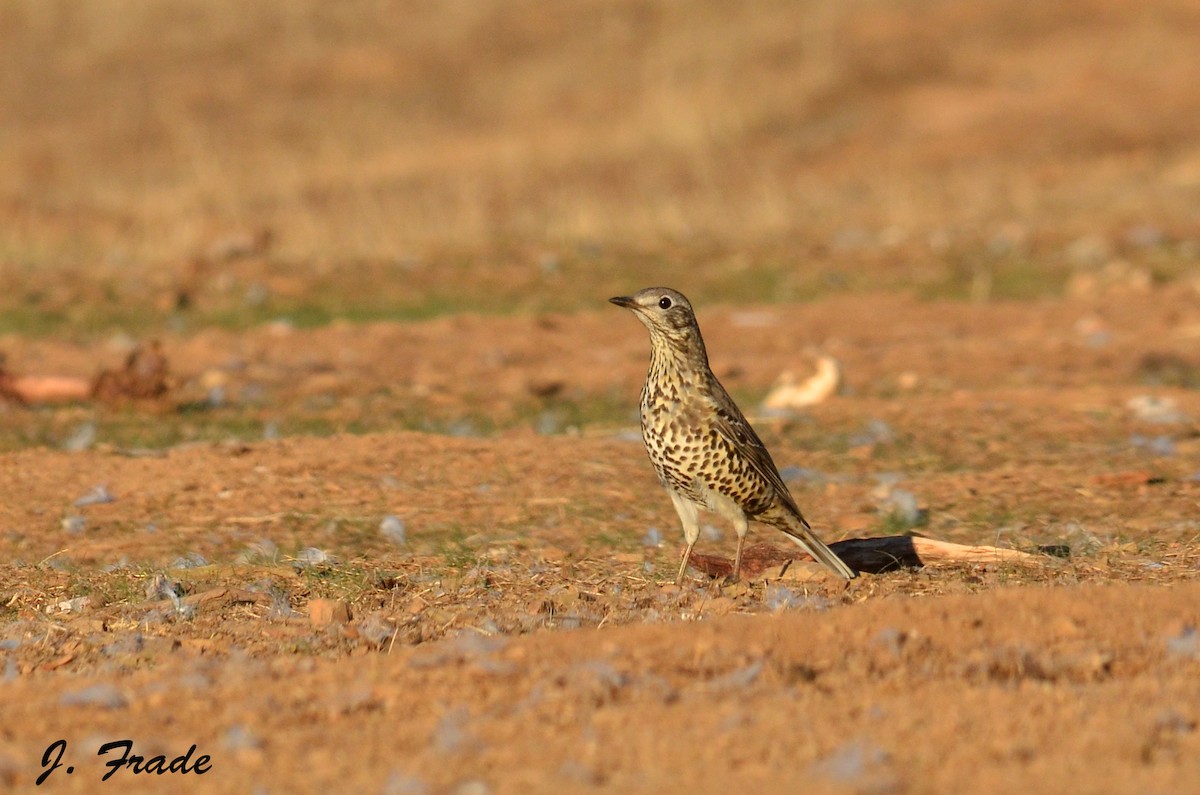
675,539,697,586
668,490,701,585
731,538,745,582
731,514,749,581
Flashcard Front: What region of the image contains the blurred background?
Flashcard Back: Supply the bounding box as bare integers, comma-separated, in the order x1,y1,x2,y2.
3,0,1199,334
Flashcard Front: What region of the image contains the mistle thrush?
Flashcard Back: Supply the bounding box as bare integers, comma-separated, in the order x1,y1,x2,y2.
610,287,857,584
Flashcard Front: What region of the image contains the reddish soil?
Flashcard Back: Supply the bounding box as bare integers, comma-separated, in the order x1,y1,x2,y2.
2,287,1200,793
2,1,1200,792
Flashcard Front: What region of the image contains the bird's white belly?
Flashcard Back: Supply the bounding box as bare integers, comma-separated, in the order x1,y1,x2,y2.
693,479,747,523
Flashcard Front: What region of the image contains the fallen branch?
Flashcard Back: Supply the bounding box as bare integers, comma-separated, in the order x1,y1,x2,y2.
689,536,1044,580
0,374,90,404
0,342,171,405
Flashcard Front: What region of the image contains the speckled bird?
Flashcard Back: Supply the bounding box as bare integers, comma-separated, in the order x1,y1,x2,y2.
610,287,857,584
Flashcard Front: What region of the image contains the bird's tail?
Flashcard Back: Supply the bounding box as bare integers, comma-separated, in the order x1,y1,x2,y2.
768,508,857,580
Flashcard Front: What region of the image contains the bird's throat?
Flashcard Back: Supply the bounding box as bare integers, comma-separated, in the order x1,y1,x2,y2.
647,333,710,392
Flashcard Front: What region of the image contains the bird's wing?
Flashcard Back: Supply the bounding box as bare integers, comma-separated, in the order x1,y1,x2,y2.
705,381,809,525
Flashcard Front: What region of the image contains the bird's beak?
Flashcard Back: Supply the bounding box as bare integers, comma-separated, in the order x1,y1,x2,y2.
609,296,636,309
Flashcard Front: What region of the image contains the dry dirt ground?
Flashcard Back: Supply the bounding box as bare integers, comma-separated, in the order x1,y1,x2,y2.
2,289,1199,794
3,1,1200,793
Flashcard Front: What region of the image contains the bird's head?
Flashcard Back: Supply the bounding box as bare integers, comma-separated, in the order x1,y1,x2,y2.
609,287,703,354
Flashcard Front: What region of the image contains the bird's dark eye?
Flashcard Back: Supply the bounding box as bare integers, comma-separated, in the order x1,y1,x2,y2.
658,296,672,309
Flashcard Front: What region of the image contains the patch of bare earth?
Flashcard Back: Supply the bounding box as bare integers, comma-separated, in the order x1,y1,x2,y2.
1,584,1198,793
1,287,1199,791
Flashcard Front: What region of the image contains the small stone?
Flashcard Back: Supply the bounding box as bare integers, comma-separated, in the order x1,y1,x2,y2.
534,411,562,435
222,724,264,751
207,385,227,408
358,613,396,649
1166,626,1199,659
294,547,334,566
244,281,270,306
432,706,482,755
810,740,891,784
73,484,115,507
237,539,278,563
850,419,895,447
446,420,479,438
708,659,764,691
1130,434,1175,457
872,627,907,656
145,573,182,601
1127,395,1189,424
764,583,799,611
60,683,128,709
46,596,91,614
380,515,407,546
170,552,209,569
266,587,297,619
877,488,924,525
308,599,352,627
63,422,97,452
61,515,86,534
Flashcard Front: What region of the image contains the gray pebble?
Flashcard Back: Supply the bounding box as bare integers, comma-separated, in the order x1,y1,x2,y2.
60,684,128,709
380,515,407,546
74,484,115,507
61,516,86,534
